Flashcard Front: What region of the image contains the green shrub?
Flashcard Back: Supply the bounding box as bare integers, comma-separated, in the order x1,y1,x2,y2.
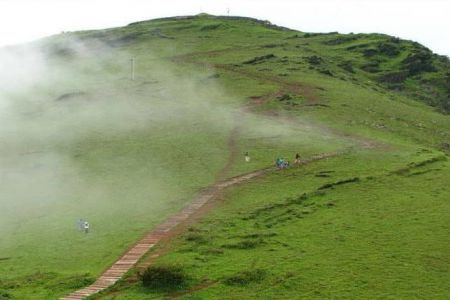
141,265,187,291
0,291,11,299
402,50,436,75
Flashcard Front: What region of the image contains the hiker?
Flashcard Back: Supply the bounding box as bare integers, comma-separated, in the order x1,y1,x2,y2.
275,158,283,169
295,153,301,165
84,221,90,234
245,152,250,162
78,218,84,231
276,158,289,169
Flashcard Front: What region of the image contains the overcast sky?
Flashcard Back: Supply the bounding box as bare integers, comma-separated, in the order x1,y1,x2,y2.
0,0,448,56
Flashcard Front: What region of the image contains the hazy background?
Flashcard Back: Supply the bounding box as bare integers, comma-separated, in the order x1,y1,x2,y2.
0,0,449,56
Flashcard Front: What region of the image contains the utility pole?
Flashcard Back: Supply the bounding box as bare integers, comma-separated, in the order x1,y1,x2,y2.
227,7,230,16
130,58,135,80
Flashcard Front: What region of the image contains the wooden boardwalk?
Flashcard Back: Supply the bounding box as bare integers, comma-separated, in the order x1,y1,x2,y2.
60,169,269,300
61,149,349,299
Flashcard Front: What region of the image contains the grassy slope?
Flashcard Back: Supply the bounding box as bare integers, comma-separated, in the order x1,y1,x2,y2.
0,14,449,299
0,15,347,299
107,151,450,299
84,15,449,300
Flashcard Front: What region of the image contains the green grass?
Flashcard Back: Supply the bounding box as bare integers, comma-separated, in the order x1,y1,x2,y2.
103,150,450,299
0,13,449,299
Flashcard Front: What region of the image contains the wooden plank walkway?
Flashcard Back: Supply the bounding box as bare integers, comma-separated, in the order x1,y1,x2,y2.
60,169,269,300
61,149,349,299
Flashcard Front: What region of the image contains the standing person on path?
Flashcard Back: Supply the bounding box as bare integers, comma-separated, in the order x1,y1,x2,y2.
295,153,301,165
78,218,84,231
245,151,250,162
84,221,90,234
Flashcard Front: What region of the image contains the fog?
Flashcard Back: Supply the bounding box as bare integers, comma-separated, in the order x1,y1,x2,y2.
0,32,338,275
0,37,233,241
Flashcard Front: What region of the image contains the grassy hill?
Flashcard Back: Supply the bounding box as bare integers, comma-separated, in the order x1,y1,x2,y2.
0,14,449,299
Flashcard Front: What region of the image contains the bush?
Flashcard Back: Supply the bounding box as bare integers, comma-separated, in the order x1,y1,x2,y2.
223,269,266,285
141,265,187,291
377,42,400,56
402,50,436,75
338,61,354,73
305,55,323,65
378,71,409,84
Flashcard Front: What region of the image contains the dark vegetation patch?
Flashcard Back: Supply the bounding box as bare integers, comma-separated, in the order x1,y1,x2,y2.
47,274,95,290
260,43,286,49
361,61,381,73
305,103,330,108
0,291,11,299
390,156,447,175
317,177,360,190
318,69,334,76
240,192,337,229
377,41,401,56
141,265,188,291
201,248,224,255
223,269,266,286
305,55,323,66
303,32,338,38
243,194,309,221
362,48,378,57
55,91,88,101
185,232,209,244
207,73,220,79
338,61,355,73
277,94,292,101
276,94,304,107
440,142,450,152
406,169,441,177
322,35,359,45
0,272,94,292
401,49,436,75
222,238,265,250
240,232,277,239
315,173,331,178
346,43,369,51
243,54,276,65
303,55,334,77
378,71,409,84
139,80,159,85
